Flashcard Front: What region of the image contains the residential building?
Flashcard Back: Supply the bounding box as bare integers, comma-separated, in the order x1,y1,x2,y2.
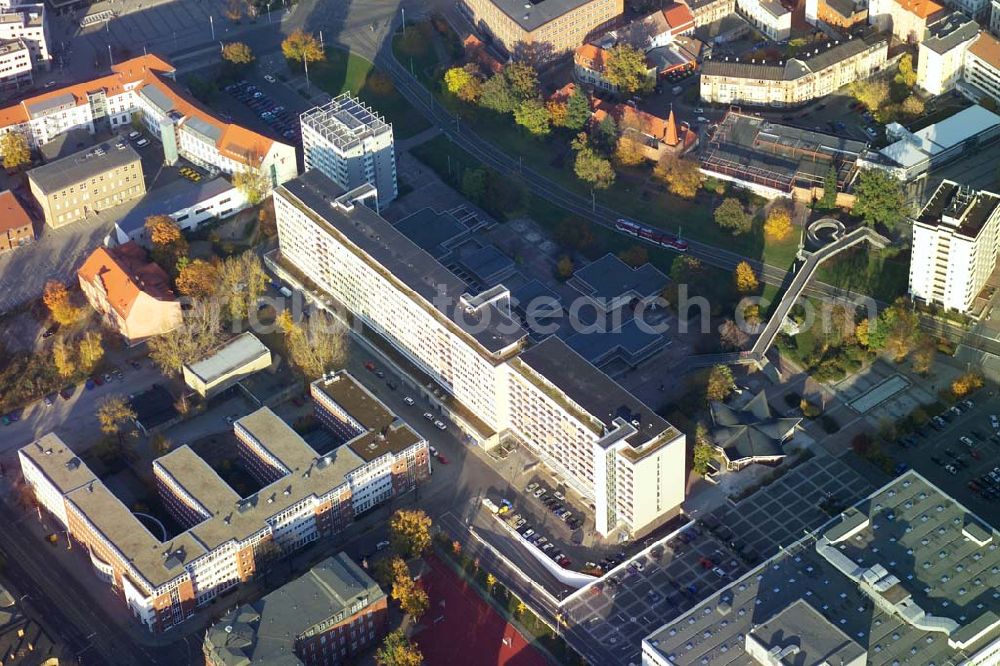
868,0,946,43
77,242,182,344
688,0,736,26
300,94,397,208
962,31,1000,107
19,392,427,633
0,39,31,92
643,471,1000,666
805,0,868,29
694,13,752,44
0,189,33,251
203,553,387,666
594,102,698,161
574,43,656,93
943,0,991,21
463,34,504,75
182,333,272,398
27,139,144,228
0,2,49,90
700,111,868,200
0,582,60,665
272,169,687,537
113,176,247,246
909,181,1000,313
709,391,800,470
736,0,792,40
460,0,624,58
916,11,979,95
0,55,296,189
992,0,1000,36
859,104,1000,182
623,2,696,49
700,31,888,107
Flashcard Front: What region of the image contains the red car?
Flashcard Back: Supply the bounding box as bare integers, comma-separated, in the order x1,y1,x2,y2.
364,361,376,372
436,453,448,464
699,557,714,569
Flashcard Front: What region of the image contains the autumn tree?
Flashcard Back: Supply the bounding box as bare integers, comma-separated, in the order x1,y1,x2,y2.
148,300,222,375
714,198,751,235
233,168,270,206
221,42,254,68
849,79,889,113
734,261,758,294
895,53,917,88
911,336,935,375
574,147,615,189
654,155,701,199
618,245,648,267
443,66,481,103
719,319,749,350
692,423,716,476
43,280,82,326
513,99,551,136
375,630,423,666
0,131,30,170
546,100,568,127
504,61,539,101
151,433,173,456
556,255,574,279
145,215,188,273
879,299,920,361
281,29,324,86
952,371,984,398
78,331,104,374
97,395,136,447
175,259,220,299
614,135,645,167
604,43,652,95
277,310,347,378
52,337,74,378
219,251,268,322
706,364,734,402
223,0,244,21
389,509,432,558
901,95,924,118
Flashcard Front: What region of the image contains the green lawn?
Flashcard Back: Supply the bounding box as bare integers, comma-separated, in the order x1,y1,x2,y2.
310,47,430,139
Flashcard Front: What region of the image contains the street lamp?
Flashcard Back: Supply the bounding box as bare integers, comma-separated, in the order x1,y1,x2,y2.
107,43,113,66
210,15,215,40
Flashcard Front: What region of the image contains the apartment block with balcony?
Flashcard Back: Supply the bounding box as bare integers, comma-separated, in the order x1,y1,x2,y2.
273,169,686,537
963,32,1000,106
916,11,979,96
0,2,49,87
909,181,1000,313
462,0,623,59
300,94,397,207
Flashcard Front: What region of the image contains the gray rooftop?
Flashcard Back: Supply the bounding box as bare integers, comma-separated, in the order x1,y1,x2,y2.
18,434,96,496
300,93,391,152
184,333,271,387
747,599,867,666
393,207,468,258
569,253,668,302
488,0,606,33
153,446,241,520
922,11,979,56
276,170,527,360
564,317,666,365
516,336,673,446
643,471,1000,666
758,0,790,18
709,391,801,464
203,552,385,665
116,176,237,236
28,140,141,194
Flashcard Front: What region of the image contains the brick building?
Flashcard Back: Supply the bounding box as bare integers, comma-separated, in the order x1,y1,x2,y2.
0,189,33,251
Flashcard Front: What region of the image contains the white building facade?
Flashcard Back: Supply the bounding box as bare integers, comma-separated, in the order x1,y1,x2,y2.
909,181,1000,313
916,13,979,96
736,0,791,40
300,94,397,208
962,32,1000,106
0,2,49,89
274,170,687,537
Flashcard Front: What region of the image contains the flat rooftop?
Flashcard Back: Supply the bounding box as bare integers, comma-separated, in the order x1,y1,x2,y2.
570,253,668,302
184,332,271,386
393,208,468,259
516,336,675,446
300,94,390,152
154,446,241,518
748,599,867,666
19,434,96,495
27,140,141,195
276,171,526,359
643,471,1000,666
917,180,1000,238
312,373,423,462
877,104,1000,170
488,0,605,33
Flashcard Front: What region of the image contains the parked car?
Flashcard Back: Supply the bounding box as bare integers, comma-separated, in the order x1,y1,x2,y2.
403,396,414,406
436,453,448,464
263,74,276,83
135,137,150,148
434,420,446,430
423,412,434,421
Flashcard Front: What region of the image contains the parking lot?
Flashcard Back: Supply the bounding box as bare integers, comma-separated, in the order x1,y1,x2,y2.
889,391,1000,524
222,78,302,145
561,455,874,666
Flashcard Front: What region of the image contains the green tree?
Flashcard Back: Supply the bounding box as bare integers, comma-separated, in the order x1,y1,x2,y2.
479,73,517,113
375,630,423,666
513,99,551,136
853,169,906,229
819,165,838,209
593,115,618,153
670,255,704,284
564,88,592,130
0,132,30,170
461,168,487,202
221,42,254,67
714,197,751,235
692,423,716,476
504,61,538,101
618,245,648,267
706,364,734,402
574,147,615,189
604,44,652,96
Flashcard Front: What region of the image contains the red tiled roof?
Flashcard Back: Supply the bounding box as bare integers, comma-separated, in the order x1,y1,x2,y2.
896,0,944,19
662,1,696,32
548,82,578,104
574,44,609,71
77,242,176,319
969,32,1000,70
0,190,31,234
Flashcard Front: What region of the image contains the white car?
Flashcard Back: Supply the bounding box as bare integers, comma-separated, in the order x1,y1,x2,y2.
694,107,704,114
263,74,276,83
403,396,415,406
434,420,447,431
127,130,141,141
712,566,727,578
423,412,434,421
135,137,150,148
990,414,998,429
429,446,438,456
554,491,565,501
697,116,709,123
376,540,390,550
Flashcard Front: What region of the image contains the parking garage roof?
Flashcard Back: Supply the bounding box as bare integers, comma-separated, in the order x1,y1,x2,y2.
643,471,1000,666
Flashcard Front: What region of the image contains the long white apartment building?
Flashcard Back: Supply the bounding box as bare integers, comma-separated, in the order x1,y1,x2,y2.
18,391,429,634
300,94,397,208
0,54,296,189
273,170,686,537
909,180,1000,313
